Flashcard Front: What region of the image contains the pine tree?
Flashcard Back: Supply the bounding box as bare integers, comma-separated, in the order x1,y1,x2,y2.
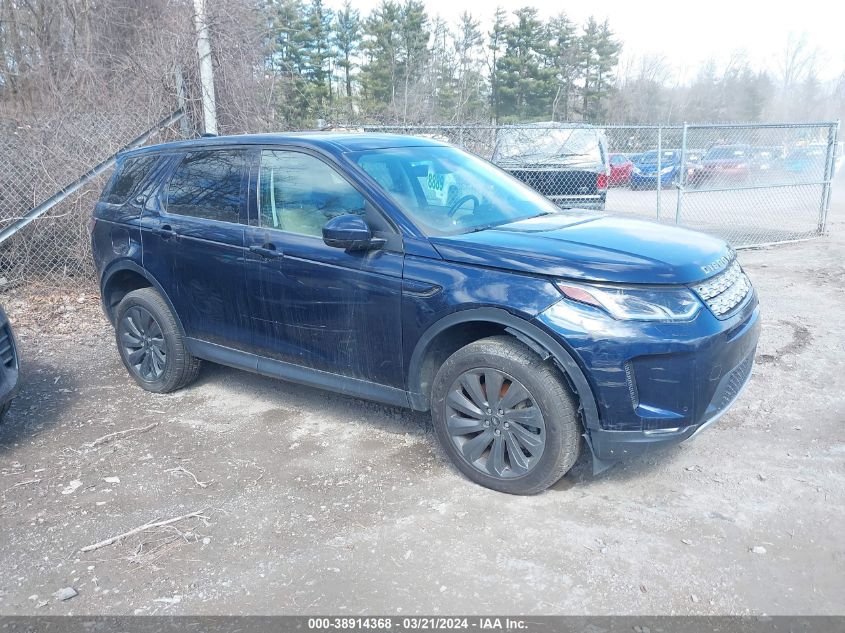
488,7,508,123
305,0,334,114
333,0,360,100
267,0,312,126
396,0,429,122
547,12,577,121
360,0,402,116
454,11,486,122
497,7,554,121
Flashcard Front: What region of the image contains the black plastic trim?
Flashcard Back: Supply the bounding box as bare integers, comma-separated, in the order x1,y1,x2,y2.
187,339,410,409
406,307,600,431
99,260,187,338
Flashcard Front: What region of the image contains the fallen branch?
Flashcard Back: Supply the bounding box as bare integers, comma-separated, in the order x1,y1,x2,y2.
84,422,160,449
3,478,41,494
166,466,213,489
79,509,207,553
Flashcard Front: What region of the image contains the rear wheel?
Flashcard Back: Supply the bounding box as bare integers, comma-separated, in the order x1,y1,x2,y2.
431,336,581,494
114,288,201,393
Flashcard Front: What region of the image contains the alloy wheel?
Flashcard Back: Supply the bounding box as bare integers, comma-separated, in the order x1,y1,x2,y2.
119,306,167,382
445,368,546,479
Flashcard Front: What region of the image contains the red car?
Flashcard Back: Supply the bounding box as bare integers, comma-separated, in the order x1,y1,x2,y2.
608,153,633,186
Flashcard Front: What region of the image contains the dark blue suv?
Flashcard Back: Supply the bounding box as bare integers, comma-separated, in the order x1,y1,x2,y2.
91,134,760,494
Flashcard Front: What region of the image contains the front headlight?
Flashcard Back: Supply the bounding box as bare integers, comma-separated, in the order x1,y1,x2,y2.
555,281,702,321
660,165,674,175
632,166,642,174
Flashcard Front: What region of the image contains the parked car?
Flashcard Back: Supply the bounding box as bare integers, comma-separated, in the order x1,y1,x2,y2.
491,123,609,210
629,149,682,190
688,144,752,187
783,145,827,176
680,148,706,184
0,305,19,422
91,133,760,494
749,145,786,175
608,153,633,186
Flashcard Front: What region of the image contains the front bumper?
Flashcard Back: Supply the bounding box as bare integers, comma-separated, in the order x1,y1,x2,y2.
0,310,19,408
535,289,760,463
548,195,606,210
630,171,675,187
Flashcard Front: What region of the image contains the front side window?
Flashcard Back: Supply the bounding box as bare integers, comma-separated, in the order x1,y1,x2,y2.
165,150,246,222
350,145,562,236
258,150,366,237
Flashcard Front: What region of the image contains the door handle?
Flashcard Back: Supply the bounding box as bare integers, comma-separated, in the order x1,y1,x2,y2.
155,224,177,240
249,244,284,259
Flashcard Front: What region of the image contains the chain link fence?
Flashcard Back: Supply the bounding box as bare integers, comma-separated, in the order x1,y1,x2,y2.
365,122,841,246
0,106,189,288
0,119,839,287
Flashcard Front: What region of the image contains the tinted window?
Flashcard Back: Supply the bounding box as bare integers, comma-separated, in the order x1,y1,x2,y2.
103,155,158,204
258,150,366,237
166,150,246,222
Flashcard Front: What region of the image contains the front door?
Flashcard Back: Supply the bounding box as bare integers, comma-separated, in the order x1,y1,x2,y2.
244,148,404,388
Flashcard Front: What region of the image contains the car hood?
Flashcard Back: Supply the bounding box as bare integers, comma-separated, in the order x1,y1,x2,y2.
702,158,747,166
429,213,733,285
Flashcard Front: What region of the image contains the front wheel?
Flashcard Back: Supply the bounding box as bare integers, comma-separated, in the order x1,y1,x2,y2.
431,336,581,494
114,288,201,393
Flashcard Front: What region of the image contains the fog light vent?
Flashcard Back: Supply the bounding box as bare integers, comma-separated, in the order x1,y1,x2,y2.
624,361,639,409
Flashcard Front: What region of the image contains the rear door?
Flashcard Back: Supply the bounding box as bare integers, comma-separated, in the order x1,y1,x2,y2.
141,148,252,350
243,148,404,388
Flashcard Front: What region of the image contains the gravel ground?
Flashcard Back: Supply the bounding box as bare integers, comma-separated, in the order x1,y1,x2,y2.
0,216,843,616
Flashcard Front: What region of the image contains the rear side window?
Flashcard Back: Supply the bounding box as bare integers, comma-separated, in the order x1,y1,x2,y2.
165,150,246,223
102,155,158,204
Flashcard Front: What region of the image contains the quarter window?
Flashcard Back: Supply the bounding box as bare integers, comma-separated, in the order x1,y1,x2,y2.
258,150,366,237
166,150,246,222
103,155,158,204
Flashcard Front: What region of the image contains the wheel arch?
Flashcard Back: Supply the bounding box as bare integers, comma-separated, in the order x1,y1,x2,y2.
99,260,186,337
407,307,599,430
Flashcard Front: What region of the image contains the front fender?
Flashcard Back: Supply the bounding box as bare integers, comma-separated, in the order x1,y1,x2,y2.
406,306,599,431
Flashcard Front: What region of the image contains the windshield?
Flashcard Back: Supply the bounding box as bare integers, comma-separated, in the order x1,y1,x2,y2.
493,127,601,162
791,147,824,157
706,146,748,159
349,145,562,236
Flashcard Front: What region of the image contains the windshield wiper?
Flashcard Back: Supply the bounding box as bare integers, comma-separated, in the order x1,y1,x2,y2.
461,213,552,234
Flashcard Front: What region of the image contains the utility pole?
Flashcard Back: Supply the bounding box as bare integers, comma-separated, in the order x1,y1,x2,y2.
192,0,218,135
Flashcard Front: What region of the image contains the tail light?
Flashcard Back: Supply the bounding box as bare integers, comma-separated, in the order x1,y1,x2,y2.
597,172,608,192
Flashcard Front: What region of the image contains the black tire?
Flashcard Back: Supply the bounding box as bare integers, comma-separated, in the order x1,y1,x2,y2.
431,335,581,495
0,399,10,422
114,288,201,393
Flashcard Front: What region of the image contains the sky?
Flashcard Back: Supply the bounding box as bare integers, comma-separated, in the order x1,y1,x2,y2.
325,0,845,83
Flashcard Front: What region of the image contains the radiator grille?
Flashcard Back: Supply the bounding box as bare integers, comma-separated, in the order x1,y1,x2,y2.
692,259,752,318
0,325,15,368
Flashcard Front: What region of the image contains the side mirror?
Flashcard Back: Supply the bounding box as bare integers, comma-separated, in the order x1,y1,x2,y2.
322,214,384,251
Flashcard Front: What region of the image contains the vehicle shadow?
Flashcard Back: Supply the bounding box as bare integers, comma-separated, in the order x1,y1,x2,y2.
0,358,76,449
191,360,433,436
193,360,686,492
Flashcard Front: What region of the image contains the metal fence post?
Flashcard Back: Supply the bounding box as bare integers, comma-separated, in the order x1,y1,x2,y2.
656,126,662,220
819,119,840,233
676,122,688,224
